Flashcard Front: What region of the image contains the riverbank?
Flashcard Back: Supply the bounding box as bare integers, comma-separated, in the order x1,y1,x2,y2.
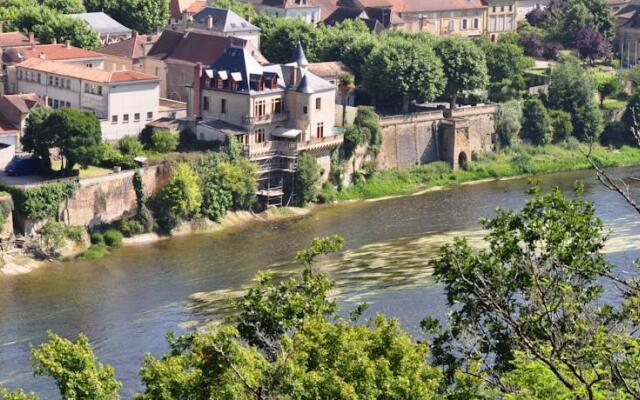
338,143,640,200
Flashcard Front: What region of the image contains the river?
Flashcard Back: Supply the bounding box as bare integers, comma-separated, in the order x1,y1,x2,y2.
1,168,640,398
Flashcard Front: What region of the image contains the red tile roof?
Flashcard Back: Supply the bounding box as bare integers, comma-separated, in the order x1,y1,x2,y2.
97,32,159,59
0,32,36,48
18,58,159,84
0,93,44,113
14,43,104,61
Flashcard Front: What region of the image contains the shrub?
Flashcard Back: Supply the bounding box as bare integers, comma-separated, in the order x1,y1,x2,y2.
317,181,338,204
151,130,179,153
118,217,145,237
495,100,522,147
520,96,551,145
98,144,137,169
103,229,123,248
549,109,573,143
79,244,107,260
90,232,104,245
295,153,321,206
1,181,76,220
154,163,201,232
118,136,144,156
64,225,85,242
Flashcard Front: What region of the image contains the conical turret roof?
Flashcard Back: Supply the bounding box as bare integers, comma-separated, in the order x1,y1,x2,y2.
293,40,308,67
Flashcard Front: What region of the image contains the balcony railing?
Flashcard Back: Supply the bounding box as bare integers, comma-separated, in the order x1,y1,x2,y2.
243,111,289,125
244,134,344,159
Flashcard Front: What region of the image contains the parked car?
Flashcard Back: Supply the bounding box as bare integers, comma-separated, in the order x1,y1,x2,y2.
5,157,41,176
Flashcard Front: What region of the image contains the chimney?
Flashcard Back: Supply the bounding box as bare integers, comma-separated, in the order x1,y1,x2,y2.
290,66,298,87
52,38,57,44
38,52,45,60
65,40,71,48
192,62,203,118
207,15,213,30
28,32,34,44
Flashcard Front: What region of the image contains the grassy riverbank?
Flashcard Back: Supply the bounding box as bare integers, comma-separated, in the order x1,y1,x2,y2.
338,143,640,200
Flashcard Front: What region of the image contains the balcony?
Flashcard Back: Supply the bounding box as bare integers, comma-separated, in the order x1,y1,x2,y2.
244,134,344,159
243,111,289,126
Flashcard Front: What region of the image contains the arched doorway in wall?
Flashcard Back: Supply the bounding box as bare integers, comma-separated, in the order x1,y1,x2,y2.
458,151,468,169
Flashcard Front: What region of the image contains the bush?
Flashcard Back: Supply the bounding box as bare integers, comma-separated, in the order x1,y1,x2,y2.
103,229,123,248
118,217,145,237
549,109,574,143
295,153,321,206
90,232,104,245
495,100,522,147
64,225,85,242
79,244,107,260
153,163,202,232
98,144,137,169
317,181,338,204
151,130,179,153
520,96,551,145
118,136,144,156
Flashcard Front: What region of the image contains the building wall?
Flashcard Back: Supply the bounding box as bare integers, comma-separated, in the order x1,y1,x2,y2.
105,81,159,141
165,62,196,102
400,9,486,37
102,54,136,72
485,0,517,40
143,57,168,97
201,89,249,127
258,5,321,24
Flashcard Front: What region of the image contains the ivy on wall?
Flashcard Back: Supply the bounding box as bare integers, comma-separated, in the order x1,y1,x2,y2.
0,180,77,220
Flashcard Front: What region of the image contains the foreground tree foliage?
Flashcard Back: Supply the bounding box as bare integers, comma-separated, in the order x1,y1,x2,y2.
426,185,640,399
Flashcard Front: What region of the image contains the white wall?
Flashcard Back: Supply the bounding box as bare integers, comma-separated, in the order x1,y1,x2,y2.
104,81,159,141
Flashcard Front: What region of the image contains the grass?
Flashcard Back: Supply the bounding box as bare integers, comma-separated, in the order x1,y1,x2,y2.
50,160,113,179
337,143,640,201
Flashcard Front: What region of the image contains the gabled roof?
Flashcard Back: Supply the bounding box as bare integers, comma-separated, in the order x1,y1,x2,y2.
307,61,352,78
97,32,159,59
192,7,259,33
324,7,368,25
147,30,243,65
0,93,44,114
66,12,132,36
17,58,158,84
0,32,36,48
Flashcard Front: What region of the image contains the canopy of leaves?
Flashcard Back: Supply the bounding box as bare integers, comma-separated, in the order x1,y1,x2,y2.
495,100,522,147
520,96,551,145
435,37,488,107
156,163,201,227
84,0,168,34
295,152,321,206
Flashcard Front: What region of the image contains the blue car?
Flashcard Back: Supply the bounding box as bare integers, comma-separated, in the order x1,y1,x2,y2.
5,157,42,176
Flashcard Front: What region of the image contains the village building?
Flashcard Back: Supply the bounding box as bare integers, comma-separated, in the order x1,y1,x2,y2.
2,42,106,94
514,0,549,21
66,12,133,45
619,11,640,68
197,42,342,205
187,7,262,49
14,58,159,141
97,32,160,72
169,0,207,25
0,31,38,93
307,61,355,106
483,0,517,41
396,0,487,37
0,93,44,147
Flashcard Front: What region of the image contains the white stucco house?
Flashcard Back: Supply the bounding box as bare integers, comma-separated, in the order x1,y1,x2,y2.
15,58,160,141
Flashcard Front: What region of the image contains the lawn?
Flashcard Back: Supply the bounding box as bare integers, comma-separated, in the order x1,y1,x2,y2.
337,143,640,201
50,160,113,179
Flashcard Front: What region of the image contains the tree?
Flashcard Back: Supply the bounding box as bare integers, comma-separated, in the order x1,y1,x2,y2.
426,187,640,399
548,109,573,142
363,36,445,113
495,100,522,147
435,37,488,109
31,331,121,399
525,8,547,26
519,33,544,58
592,72,622,106
337,72,355,127
156,163,201,227
45,108,102,174
117,136,144,156
84,0,168,34
548,60,594,114
211,0,256,21
520,96,551,145
215,158,257,210
12,8,101,49
624,64,640,88
254,16,327,63
574,99,604,141
150,131,178,153
576,27,611,63
22,107,54,172
42,0,85,14
295,152,321,206
483,41,534,84
0,387,38,400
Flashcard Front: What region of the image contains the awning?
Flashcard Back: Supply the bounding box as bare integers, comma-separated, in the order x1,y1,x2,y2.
217,70,228,80
271,128,301,139
205,69,214,78
230,72,243,81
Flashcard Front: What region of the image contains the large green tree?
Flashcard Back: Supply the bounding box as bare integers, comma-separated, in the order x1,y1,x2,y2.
435,37,488,109
84,0,168,34
520,96,551,145
363,35,445,113
22,107,54,172
46,108,103,174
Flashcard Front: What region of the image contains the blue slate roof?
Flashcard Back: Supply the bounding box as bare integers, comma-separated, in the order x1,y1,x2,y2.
67,12,132,36
192,7,259,33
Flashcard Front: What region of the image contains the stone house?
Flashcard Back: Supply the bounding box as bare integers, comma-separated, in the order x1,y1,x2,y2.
189,7,262,49
96,32,160,72
197,42,342,205
3,42,106,94
0,93,44,147
307,61,355,106
15,58,160,141
483,0,517,41
396,0,487,37
619,10,640,68
0,31,38,94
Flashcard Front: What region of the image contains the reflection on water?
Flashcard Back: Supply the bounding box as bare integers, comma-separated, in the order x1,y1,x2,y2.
1,167,640,397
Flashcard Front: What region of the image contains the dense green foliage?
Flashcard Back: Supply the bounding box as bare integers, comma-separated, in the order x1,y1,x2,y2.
495,100,522,147
103,229,122,248
117,137,144,157
548,109,574,143
150,131,179,154
32,331,121,399
295,152,321,206
154,164,201,231
435,37,488,108
1,180,76,220
521,96,551,145
37,221,84,256
84,0,168,34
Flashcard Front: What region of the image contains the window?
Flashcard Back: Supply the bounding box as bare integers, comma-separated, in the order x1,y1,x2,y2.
65,79,70,89
316,122,324,139
123,114,129,123
47,98,52,107
147,112,153,120
53,99,59,108
85,83,90,93
254,128,265,143
315,97,321,110
65,101,71,108
238,134,248,145
474,18,479,29
303,106,308,114
97,86,102,95
55,77,59,87
203,96,210,111
509,5,512,11
37,73,41,83
134,113,140,122
221,98,227,114
112,115,118,124
272,98,282,114
462,19,467,30
86,63,93,68
254,99,266,117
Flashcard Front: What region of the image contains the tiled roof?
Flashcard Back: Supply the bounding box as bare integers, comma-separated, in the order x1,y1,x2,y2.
356,0,393,8
66,12,132,35
97,32,159,59
147,30,247,65
192,7,260,33
0,32,36,48
307,61,352,78
12,44,104,61
170,0,199,19
17,58,158,84
396,0,484,13
185,0,207,13
0,93,44,113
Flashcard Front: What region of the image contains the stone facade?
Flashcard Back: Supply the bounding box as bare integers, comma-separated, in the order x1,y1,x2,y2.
377,105,497,170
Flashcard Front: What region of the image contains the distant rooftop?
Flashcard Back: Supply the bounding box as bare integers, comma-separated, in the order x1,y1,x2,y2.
17,58,158,84
192,7,260,33
0,32,37,48
66,12,132,36
3,43,104,64
97,32,160,59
